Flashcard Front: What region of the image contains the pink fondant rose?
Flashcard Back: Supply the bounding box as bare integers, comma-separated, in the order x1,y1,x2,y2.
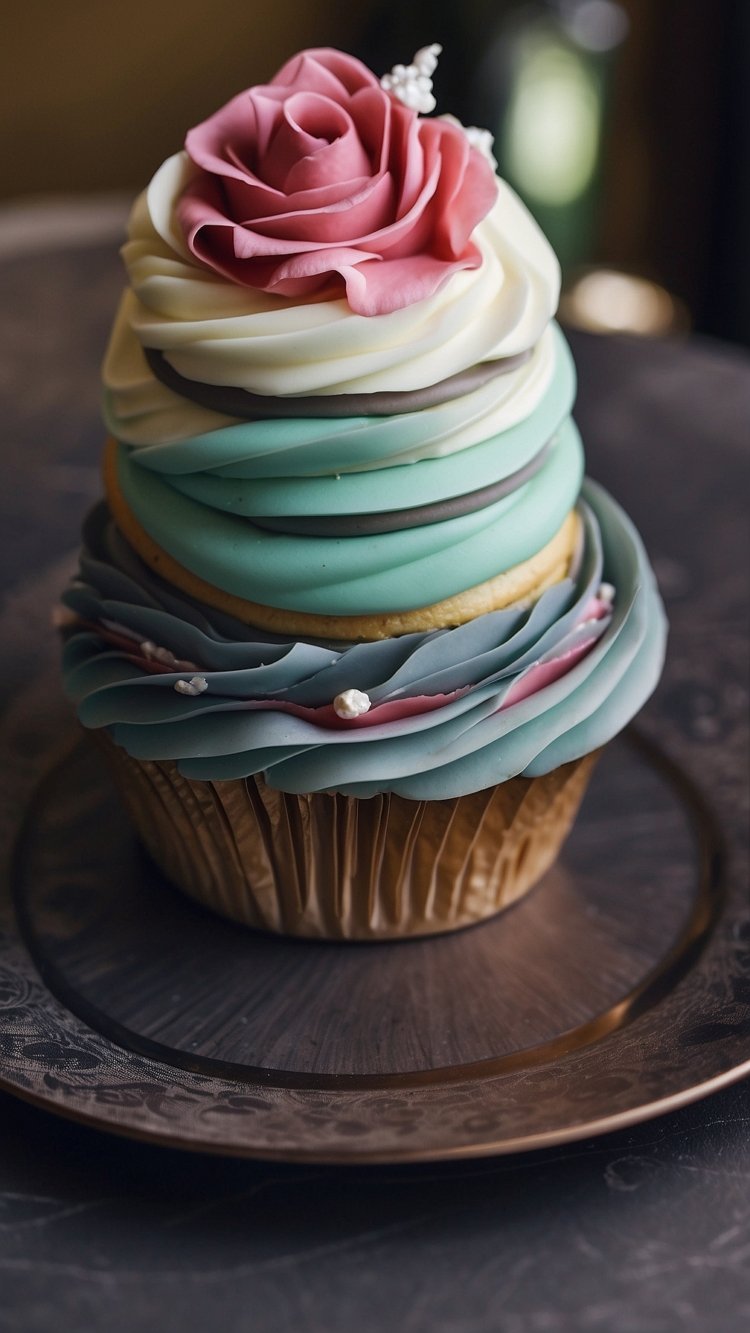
178,48,498,316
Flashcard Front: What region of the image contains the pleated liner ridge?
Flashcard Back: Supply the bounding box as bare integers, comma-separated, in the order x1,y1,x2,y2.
96,733,598,940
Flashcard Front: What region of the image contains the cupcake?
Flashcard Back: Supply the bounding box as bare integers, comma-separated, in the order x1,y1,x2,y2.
60,46,667,939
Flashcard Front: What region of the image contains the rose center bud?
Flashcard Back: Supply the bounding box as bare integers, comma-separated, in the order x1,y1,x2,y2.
264,92,372,194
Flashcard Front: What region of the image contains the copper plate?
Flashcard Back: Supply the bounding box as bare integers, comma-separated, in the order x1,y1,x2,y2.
1,729,747,1164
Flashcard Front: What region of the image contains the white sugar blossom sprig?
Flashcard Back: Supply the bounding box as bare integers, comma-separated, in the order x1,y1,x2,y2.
381,44,442,114
379,46,498,160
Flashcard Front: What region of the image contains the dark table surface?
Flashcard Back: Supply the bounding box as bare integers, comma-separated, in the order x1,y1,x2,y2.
1,203,749,1333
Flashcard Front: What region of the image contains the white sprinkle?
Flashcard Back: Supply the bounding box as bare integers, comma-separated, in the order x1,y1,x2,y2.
174,676,208,697
333,688,372,720
51,605,78,629
141,640,199,671
598,582,616,605
141,639,179,667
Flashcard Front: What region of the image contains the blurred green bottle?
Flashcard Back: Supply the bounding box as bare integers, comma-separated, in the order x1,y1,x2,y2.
358,0,628,277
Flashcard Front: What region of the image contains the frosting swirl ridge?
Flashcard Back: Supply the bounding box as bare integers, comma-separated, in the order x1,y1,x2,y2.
61,483,667,798
115,155,559,398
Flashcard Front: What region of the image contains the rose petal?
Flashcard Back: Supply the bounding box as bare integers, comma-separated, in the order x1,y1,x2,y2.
264,93,371,193
178,47,499,316
346,86,390,172
185,49,379,177
263,246,381,282
271,48,378,97
425,118,499,256
186,91,267,182
387,99,428,218
179,173,397,262
340,253,482,316
222,171,365,218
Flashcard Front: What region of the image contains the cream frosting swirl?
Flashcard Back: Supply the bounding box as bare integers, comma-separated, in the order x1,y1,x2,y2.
104,308,559,457
110,152,559,399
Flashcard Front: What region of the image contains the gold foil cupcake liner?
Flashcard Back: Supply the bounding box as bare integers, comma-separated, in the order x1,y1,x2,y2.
96,734,597,941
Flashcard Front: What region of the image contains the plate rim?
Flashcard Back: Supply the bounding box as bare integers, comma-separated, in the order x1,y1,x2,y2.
2,728,748,1165
3,1059,750,1165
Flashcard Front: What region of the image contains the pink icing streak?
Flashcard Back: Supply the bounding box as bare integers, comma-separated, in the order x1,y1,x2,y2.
501,639,597,708
177,48,498,316
89,592,612,731
502,594,611,708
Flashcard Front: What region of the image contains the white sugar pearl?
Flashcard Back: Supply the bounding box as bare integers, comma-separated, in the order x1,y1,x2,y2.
333,688,372,720
174,676,208,696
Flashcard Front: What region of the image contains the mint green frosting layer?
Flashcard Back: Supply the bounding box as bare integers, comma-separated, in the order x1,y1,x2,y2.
61,483,667,798
113,421,583,614
109,325,574,479
156,418,573,519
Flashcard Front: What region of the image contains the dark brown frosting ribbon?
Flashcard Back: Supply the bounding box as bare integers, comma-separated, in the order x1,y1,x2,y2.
246,440,554,537
144,346,534,420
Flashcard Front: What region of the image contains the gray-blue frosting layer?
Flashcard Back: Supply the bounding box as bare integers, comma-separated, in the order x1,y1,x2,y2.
61,480,667,798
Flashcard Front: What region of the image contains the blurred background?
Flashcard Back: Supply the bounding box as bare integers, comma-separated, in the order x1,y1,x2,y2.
1,0,748,347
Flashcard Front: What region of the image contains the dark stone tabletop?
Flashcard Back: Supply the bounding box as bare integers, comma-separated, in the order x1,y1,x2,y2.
0,202,748,1333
